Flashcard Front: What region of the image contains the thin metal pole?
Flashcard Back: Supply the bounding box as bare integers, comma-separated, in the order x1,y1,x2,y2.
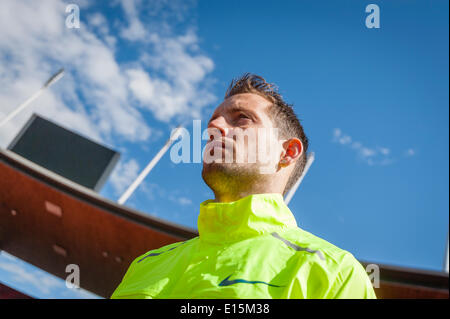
117,126,183,205
445,232,449,273
284,152,315,205
0,68,64,129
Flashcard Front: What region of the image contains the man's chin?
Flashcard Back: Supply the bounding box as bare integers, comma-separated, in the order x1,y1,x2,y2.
202,161,230,175
202,160,278,182
202,161,262,178
203,160,236,176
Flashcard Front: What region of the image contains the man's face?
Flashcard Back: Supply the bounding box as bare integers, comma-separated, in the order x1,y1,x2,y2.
202,93,284,189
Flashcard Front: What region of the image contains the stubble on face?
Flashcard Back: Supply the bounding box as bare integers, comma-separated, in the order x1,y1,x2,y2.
202,155,263,197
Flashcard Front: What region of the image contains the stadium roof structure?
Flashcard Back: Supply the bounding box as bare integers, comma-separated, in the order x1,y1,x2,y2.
0,148,197,297
0,148,448,298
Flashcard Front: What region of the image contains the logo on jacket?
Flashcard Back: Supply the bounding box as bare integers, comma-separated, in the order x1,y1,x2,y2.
219,274,283,287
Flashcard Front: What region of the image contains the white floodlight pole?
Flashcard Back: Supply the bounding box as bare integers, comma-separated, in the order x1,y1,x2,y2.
284,152,315,205
118,126,184,205
445,232,449,273
0,68,65,129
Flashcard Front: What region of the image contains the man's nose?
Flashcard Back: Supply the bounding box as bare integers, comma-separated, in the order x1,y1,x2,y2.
207,117,228,139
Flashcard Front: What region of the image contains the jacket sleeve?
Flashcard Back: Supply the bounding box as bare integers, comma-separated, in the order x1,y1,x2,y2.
326,253,377,299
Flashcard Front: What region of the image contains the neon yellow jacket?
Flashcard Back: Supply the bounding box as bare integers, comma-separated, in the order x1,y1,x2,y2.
111,194,376,299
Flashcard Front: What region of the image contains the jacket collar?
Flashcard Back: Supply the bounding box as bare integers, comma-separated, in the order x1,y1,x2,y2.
197,193,297,244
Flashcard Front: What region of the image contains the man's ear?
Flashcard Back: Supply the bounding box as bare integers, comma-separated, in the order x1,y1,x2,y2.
279,138,303,167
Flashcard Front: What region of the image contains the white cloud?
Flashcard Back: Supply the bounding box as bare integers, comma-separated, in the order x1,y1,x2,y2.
351,141,362,150
127,30,216,122
87,12,116,48
0,0,152,148
119,0,148,41
378,147,390,156
405,148,416,157
138,181,193,207
176,196,193,206
0,0,216,149
333,128,341,137
109,158,140,195
333,128,352,145
332,128,396,166
360,147,376,158
88,13,108,34
339,135,352,145
127,69,156,103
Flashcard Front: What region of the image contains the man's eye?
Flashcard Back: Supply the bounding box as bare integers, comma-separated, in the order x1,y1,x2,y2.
238,114,250,120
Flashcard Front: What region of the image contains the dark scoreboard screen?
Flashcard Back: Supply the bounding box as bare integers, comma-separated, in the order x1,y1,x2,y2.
8,114,120,192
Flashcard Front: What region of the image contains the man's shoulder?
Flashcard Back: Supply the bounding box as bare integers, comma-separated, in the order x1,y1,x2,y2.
110,237,199,298
275,227,376,298
278,227,350,260
274,227,367,274
131,237,198,265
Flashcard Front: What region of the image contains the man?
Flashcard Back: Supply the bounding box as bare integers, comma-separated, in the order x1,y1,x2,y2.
111,73,376,299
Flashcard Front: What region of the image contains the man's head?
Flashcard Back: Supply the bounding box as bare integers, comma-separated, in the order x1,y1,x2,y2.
202,73,309,202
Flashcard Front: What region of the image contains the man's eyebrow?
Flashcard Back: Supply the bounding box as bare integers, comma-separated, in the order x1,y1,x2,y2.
228,105,259,119
228,105,251,113
207,104,258,125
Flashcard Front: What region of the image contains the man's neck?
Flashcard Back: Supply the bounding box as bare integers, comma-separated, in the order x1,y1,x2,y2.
213,188,283,203
203,168,287,203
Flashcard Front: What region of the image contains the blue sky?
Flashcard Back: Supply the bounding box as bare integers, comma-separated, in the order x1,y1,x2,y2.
0,0,448,298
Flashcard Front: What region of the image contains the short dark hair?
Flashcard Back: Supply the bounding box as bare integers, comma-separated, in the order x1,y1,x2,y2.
224,73,309,196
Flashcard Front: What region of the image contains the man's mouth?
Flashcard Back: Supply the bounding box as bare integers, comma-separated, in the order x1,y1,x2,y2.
205,138,235,157
206,140,225,149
